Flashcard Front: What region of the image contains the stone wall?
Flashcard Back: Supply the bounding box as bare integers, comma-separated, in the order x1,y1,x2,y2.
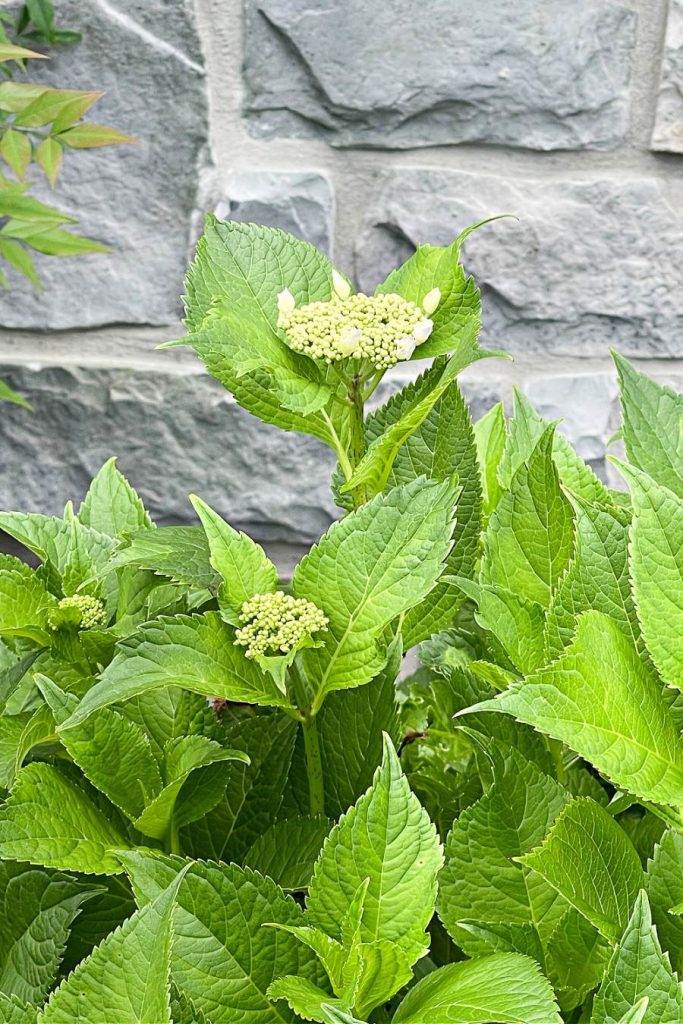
0,0,680,557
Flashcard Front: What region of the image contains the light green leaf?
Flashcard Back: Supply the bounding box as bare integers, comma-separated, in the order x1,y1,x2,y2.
267,977,343,1023
392,952,562,1023
0,763,131,874
190,495,278,620
119,850,327,1023
0,239,39,288
56,123,133,148
545,496,639,658
0,130,31,180
519,798,644,943
34,136,62,187
0,379,30,409
245,817,331,891
0,43,46,62
616,1000,650,1024
613,461,683,690
0,862,97,1004
481,426,574,609
453,577,546,674
614,351,683,499
438,745,570,950
0,994,36,1024
64,612,294,728
293,477,457,705
545,908,611,1012
0,568,57,644
78,458,152,539
646,830,683,974
591,891,683,1024
62,875,136,975
474,401,506,521
116,686,214,766
39,869,187,1024
107,525,217,589
472,611,683,807
307,735,442,952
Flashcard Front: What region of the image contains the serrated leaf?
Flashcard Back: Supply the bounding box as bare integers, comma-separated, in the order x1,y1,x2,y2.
481,426,574,609
545,907,611,1012
392,952,562,1023
78,458,152,539
590,891,683,1024
472,611,683,807
474,401,506,521
0,862,97,1004
519,798,643,943
293,478,457,706
39,868,186,1024
190,495,277,619
0,763,131,874
613,461,683,690
438,745,570,950
616,1000,650,1024
62,874,136,975
65,612,294,728
117,686,214,766
614,351,683,499
646,830,683,974
119,850,327,1024
545,495,639,658
307,735,441,952
0,994,36,1024
267,977,344,1022
245,817,330,891
107,525,216,589
454,577,546,674
0,568,57,644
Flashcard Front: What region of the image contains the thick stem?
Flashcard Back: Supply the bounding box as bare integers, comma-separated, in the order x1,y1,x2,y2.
166,816,181,856
348,374,368,509
302,713,325,817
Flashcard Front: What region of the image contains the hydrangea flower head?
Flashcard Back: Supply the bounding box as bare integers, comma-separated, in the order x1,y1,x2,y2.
49,594,107,631
235,590,328,659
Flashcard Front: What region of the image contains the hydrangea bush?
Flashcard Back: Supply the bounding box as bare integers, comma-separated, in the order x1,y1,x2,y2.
0,218,680,1023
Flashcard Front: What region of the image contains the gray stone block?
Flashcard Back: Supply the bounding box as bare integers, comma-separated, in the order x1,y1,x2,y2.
244,0,636,150
203,170,334,255
356,168,683,358
0,0,208,329
651,0,683,153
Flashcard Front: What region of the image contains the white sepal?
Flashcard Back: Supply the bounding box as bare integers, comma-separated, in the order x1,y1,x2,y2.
277,288,296,316
332,269,352,300
338,325,362,356
413,318,433,344
422,287,441,315
395,335,416,360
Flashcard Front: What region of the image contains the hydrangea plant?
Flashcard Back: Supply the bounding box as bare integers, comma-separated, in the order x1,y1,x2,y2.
0,219,680,1023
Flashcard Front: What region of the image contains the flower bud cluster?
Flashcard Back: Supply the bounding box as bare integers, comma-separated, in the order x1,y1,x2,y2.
234,590,328,659
278,291,434,370
49,594,107,631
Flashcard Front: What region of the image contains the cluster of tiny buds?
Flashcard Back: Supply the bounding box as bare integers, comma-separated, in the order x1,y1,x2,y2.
49,594,107,631
277,272,440,370
234,590,329,659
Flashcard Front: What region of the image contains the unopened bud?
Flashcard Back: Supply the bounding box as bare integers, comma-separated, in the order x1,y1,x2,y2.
277,288,296,317
422,287,441,316
413,319,433,344
332,269,352,300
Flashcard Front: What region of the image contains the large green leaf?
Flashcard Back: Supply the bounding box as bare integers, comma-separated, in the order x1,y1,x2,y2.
0,568,56,644
0,862,97,1004
117,686,214,766
0,994,36,1024
0,763,131,874
64,612,293,728
613,461,683,690
293,478,457,706
519,798,644,944
471,611,683,807
646,830,683,974
613,351,683,499
107,525,217,589
266,977,346,1024
245,817,330,891
481,426,574,609
119,850,327,1024
590,890,683,1024
438,745,570,952
454,578,546,674
392,952,562,1023
307,735,441,951
78,458,152,539
39,869,187,1024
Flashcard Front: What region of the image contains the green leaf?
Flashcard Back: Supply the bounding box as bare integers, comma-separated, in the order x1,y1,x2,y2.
0,379,30,409
62,875,136,974
307,735,441,952
0,568,56,644
0,44,46,62
0,83,47,113
616,1001,650,1024
472,611,683,807
107,525,216,589
545,496,639,658
545,908,611,1012
590,891,683,1024
56,123,133,148
519,798,644,943
267,976,345,1022
0,994,36,1024
20,226,109,257
245,817,330,891
39,868,187,1024
293,477,457,706
614,351,683,499
78,458,152,539
474,401,506,521
646,830,683,974
0,763,131,874
0,239,39,288
481,426,574,609
34,136,62,187
0,130,30,181
454,577,547,674
119,850,327,1024
613,461,683,690
64,612,294,728
375,237,482,360
392,952,562,1023
190,495,278,620
14,88,99,129
0,862,97,1004
116,686,214,766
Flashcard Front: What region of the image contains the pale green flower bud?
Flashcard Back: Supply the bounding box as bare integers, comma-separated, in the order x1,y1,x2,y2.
332,269,352,300
422,287,441,316
49,594,107,632
277,288,296,318
338,325,362,356
235,590,328,659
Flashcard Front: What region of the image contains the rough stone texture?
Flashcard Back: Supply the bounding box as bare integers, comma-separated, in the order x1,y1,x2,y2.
0,0,208,329
651,0,683,152
356,168,683,358
244,0,636,150
202,170,334,254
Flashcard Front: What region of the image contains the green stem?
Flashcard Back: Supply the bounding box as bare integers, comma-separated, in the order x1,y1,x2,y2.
302,713,325,817
166,816,181,856
349,374,368,509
